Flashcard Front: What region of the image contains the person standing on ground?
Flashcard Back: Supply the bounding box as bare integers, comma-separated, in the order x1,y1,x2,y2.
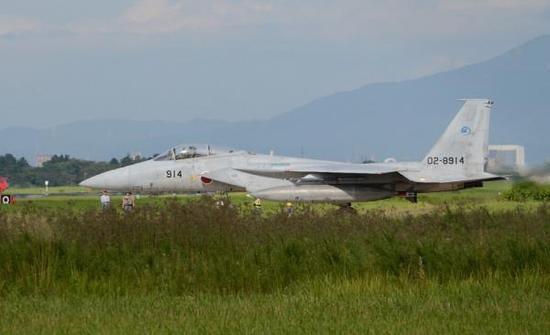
214,192,225,208
253,198,262,214
100,190,111,210
122,192,135,212
285,202,294,216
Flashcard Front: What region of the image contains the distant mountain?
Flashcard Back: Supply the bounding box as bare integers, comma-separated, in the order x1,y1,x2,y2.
1,36,549,165
0,119,243,163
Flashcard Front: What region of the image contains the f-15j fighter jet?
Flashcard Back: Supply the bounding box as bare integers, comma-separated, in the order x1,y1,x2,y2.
80,99,503,205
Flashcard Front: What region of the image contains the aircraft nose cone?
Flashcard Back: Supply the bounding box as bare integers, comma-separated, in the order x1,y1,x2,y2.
79,167,131,191
79,177,95,188
79,175,106,188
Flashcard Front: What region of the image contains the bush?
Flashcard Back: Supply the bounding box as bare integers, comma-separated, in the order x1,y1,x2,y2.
503,181,550,201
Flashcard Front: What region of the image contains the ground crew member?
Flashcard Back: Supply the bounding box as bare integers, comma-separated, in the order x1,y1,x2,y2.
100,190,111,210
285,202,294,216
253,198,262,213
214,193,225,208
122,192,135,212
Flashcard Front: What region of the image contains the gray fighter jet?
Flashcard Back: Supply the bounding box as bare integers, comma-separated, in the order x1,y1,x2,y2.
80,99,503,204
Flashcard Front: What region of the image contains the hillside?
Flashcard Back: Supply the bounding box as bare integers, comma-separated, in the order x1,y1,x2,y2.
1,36,549,164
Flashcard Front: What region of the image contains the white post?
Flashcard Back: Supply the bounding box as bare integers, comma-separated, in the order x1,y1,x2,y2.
45,180,49,195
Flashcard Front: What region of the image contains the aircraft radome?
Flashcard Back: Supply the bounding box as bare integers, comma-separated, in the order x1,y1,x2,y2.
80,99,503,206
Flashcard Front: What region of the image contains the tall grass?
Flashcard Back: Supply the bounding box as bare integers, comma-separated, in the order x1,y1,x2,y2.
0,198,548,296
2,274,548,334
503,181,550,201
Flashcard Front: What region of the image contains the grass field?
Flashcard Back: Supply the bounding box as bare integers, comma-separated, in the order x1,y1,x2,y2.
0,180,549,333
5,181,538,214
7,185,89,195
1,275,548,334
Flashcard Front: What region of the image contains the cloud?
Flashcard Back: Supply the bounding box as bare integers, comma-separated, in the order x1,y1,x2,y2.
74,0,276,35
119,0,216,33
0,16,42,37
3,1,550,41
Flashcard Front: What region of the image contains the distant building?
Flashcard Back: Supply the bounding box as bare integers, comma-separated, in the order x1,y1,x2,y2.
486,145,526,174
130,152,142,161
35,154,52,167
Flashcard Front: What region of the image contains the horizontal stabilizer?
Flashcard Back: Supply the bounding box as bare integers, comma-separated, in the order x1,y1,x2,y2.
400,171,504,184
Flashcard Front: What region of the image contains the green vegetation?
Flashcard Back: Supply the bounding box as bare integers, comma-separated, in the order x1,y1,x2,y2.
0,180,548,333
0,153,148,187
1,275,548,334
1,198,548,296
0,192,549,333
504,181,550,201
7,180,540,215
7,185,89,195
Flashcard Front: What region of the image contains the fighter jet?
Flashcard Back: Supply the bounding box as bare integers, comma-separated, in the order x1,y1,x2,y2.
80,99,503,205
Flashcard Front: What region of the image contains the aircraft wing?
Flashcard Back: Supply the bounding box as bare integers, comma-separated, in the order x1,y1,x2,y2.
236,163,404,178
205,165,504,192
203,164,407,192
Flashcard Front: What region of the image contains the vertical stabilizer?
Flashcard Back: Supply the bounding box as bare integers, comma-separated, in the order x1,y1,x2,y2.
423,99,492,177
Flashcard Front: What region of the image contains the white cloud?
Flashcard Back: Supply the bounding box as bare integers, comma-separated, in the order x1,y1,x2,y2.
88,0,275,34
119,0,216,33
66,0,276,35
3,1,550,41
0,16,41,37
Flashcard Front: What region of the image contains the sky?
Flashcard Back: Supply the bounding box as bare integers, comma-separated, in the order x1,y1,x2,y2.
1,0,549,128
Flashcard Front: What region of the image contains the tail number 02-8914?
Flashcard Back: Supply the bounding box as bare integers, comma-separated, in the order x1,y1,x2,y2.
426,156,465,165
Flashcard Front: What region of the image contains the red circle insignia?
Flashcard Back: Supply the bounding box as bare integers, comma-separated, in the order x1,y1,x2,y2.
201,176,213,185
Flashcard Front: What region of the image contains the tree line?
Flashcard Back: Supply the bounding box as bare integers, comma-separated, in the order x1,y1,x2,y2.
0,154,150,187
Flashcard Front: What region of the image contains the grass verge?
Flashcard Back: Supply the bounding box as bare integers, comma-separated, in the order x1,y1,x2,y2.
0,274,548,334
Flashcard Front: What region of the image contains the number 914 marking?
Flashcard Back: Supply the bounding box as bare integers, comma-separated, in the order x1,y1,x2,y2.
426,156,465,165
166,170,183,178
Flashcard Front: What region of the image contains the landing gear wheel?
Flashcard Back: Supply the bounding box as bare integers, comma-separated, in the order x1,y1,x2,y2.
337,202,357,214
405,192,418,203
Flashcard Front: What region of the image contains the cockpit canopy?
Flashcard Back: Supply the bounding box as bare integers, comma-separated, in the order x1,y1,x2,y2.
154,144,237,161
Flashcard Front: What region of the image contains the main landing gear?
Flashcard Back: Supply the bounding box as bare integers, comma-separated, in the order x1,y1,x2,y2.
404,192,418,203
337,202,358,214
